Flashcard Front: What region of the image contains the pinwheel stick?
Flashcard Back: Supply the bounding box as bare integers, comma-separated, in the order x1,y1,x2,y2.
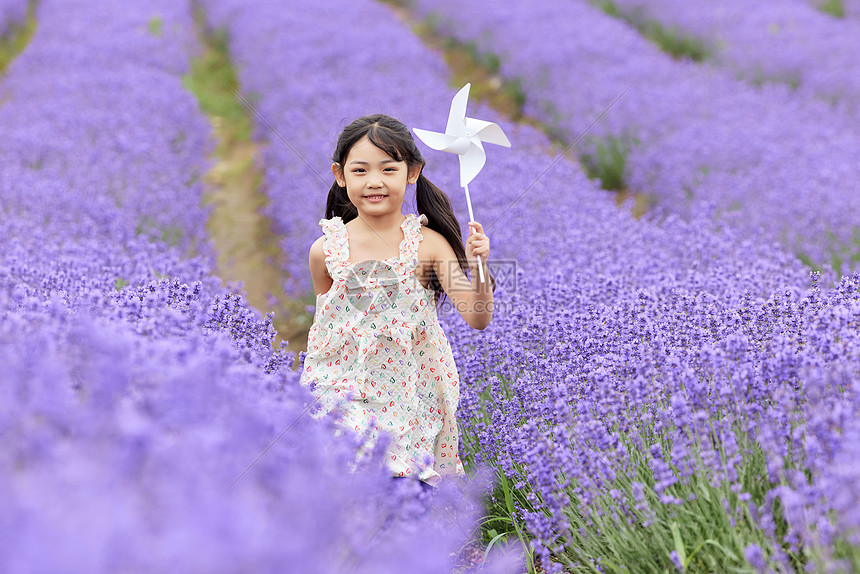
463,184,485,283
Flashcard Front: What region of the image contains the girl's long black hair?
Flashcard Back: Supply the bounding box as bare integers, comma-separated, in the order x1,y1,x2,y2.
325,114,495,307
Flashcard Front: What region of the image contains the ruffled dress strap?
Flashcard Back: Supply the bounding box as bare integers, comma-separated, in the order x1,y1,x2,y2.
319,216,349,277
401,213,428,269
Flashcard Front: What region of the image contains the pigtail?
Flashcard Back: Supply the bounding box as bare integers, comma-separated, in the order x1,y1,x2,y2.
416,173,496,307
325,181,358,222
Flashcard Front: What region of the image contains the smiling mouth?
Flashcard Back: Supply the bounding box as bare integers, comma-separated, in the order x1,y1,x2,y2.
364,195,387,199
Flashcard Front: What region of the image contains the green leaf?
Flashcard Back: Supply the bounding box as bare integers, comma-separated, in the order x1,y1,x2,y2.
483,530,511,564
671,522,687,566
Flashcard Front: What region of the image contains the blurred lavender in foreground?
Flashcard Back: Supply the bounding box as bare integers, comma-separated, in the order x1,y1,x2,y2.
0,0,26,36
835,0,860,19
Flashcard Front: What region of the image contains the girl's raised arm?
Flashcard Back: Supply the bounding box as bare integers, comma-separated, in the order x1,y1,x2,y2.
428,222,493,330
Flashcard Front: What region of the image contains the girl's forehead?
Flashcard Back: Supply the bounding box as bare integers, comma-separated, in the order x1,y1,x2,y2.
346,135,404,164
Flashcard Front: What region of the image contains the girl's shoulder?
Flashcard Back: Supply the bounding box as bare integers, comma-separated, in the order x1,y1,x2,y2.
310,234,325,252
409,214,435,240
309,235,332,281
414,222,447,263
309,235,326,265
417,223,442,242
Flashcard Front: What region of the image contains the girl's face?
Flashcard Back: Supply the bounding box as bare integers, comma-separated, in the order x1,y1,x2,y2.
333,135,420,217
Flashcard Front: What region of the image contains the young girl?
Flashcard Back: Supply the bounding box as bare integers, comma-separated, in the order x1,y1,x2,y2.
300,114,495,487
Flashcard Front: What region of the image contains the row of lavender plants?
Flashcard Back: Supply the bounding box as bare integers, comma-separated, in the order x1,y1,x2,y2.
0,1,502,572
195,0,859,570
408,0,860,274
594,0,860,116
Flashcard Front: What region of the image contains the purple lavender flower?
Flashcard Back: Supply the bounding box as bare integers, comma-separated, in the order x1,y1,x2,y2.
745,543,767,572
409,0,860,270
4,0,859,570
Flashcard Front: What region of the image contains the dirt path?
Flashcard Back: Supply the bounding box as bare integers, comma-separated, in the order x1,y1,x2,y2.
185,3,310,356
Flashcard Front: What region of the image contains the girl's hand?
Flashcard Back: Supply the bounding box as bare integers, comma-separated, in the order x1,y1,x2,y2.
466,221,490,271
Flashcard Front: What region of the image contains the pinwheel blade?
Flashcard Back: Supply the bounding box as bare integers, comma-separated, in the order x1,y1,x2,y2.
465,117,512,148
459,140,486,187
445,83,471,136
412,129,470,154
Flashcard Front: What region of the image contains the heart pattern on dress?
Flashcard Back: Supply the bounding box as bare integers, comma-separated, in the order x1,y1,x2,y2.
300,213,464,485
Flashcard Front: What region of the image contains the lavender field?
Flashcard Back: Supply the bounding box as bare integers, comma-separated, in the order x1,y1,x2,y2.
1,1,858,573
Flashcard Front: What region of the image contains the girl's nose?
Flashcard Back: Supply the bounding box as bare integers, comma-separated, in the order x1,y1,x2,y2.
367,174,383,188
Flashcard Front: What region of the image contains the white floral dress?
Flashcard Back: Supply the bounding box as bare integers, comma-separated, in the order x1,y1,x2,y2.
300,213,464,485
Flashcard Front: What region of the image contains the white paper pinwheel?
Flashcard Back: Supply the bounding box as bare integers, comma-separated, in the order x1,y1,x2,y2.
413,83,511,283
413,83,511,187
